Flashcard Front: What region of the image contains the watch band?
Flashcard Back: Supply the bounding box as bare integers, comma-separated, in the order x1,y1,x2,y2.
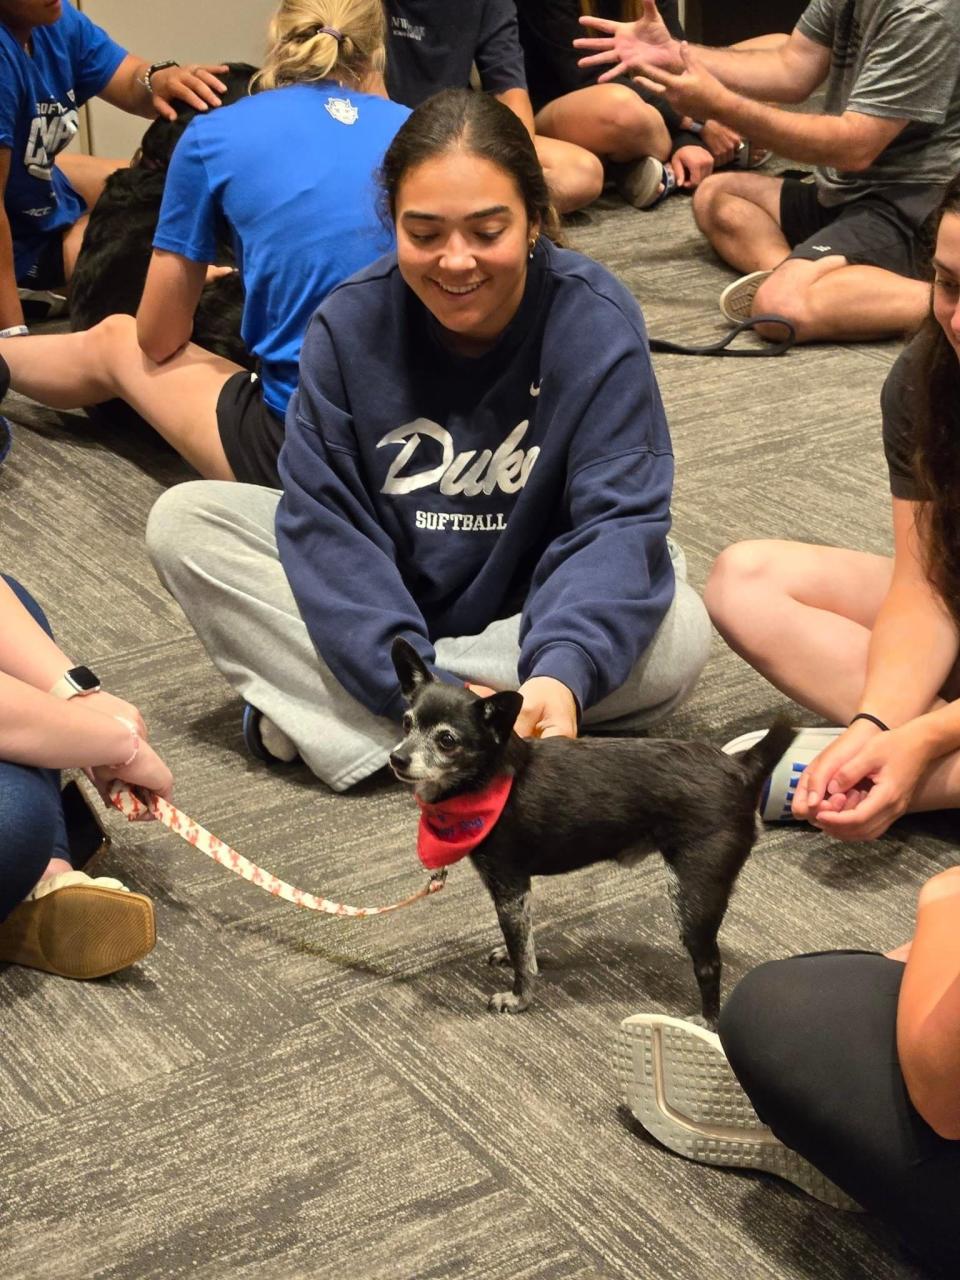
687,120,705,135
139,59,180,95
49,666,101,700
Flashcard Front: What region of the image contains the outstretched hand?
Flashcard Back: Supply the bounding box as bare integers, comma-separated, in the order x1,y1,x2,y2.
631,43,730,121
575,1,682,82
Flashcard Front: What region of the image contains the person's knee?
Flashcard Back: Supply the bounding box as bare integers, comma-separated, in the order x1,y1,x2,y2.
670,581,714,700
704,540,782,638
85,312,139,387
691,174,736,235
718,958,805,1089
569,149,605,208
145,481,219,579
597,86,670,159
545,145,604,212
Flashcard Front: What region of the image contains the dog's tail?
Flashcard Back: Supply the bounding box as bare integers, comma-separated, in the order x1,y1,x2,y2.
733,718,796,807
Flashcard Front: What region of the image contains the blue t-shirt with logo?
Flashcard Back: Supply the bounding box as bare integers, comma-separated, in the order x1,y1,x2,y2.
154,83,410,419
0,0,125,282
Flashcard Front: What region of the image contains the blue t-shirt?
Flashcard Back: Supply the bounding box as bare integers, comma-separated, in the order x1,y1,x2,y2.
0,0,125,282
277,238,676,721
154,83,410,419
385,0,527,108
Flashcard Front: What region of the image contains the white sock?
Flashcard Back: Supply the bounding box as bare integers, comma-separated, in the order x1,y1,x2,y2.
259,716,299,763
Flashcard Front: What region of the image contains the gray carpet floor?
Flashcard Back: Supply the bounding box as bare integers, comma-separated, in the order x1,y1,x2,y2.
0,180,949,1279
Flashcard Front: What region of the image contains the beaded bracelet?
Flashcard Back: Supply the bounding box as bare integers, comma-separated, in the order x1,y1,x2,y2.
849,712,890,733
113,715,141,767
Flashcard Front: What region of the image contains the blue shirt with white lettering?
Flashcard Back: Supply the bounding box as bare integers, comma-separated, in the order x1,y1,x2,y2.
277,237,676,720
0,0,125,283
154,83,410,419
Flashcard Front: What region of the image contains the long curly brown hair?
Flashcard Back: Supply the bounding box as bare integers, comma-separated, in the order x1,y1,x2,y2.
912,174,960,627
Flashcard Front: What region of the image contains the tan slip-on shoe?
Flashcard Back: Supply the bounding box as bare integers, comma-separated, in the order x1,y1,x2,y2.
719,269,772,324
0,871,155,979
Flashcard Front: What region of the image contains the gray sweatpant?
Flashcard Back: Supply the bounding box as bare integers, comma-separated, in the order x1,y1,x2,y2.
147,482,713,792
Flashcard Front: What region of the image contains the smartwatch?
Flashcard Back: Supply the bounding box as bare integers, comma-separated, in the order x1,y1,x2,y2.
139,59,180,94
688,120,705,135
49,666,102,700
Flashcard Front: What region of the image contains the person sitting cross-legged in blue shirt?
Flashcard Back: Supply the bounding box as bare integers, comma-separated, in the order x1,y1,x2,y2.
0,0,410,487
0,0,227,333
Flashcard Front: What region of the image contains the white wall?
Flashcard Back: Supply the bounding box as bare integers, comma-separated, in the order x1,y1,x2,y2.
76,0,276,157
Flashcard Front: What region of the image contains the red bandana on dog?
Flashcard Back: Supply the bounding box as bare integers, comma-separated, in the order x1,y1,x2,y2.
416,775,514,869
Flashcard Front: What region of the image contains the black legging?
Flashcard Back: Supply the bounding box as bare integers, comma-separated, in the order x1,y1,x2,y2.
719,951,960,1276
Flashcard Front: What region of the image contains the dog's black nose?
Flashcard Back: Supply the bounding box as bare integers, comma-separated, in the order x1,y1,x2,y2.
389,750,409,772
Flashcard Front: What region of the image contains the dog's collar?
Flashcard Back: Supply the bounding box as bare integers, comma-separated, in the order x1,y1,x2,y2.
416,775,513,869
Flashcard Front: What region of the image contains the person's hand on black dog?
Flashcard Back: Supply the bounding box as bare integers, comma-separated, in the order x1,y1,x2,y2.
147,62,229,121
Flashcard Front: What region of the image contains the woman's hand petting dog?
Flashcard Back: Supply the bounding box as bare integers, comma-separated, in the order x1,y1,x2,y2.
515,677,578,740
149,63,229,121
466,677,578,738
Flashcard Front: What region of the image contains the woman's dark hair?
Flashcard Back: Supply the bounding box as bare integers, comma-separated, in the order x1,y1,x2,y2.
380,88,562,244
911,172,960,626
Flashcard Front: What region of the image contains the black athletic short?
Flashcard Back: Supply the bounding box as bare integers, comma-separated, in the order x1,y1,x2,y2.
18,232,66,290
216,370,285,489
780,177,938,280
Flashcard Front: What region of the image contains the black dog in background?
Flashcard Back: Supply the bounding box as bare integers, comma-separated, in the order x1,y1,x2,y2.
390,637,794,1026
69,62,257,413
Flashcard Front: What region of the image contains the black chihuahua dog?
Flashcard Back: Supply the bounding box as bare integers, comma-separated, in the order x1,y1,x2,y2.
389,637,794,1026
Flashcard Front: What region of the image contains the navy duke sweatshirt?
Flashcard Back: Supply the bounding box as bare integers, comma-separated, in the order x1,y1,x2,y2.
276,237,676,721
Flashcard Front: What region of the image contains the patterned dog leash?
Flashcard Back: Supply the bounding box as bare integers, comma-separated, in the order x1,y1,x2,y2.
108,782,447,918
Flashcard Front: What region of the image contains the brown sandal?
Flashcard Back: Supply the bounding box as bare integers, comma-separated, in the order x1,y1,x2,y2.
0,872,155,979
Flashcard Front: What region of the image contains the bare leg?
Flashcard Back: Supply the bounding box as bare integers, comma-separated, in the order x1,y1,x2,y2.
753,257,930,343
692,171,788,271
533,135,604,214
535,83,671,164
707,539,960,814
705,539,894,721
1,314,241,479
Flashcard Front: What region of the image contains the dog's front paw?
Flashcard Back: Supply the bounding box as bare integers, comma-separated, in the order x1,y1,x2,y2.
488,990,531,1014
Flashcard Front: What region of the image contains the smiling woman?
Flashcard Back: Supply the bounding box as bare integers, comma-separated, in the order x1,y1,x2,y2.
145,88,713,792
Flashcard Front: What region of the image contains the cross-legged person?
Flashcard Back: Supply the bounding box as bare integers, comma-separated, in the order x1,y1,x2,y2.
0,556,173,980
521,0,741,210
576,0,960,343
383,0,603,214
146,90,712,789
705,175,960,840
617,862,960,1277
0,0,227,332
0,0,409,485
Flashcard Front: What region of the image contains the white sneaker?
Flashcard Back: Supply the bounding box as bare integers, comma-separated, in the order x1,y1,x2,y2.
616,1013,860,1210
718,270,771,324
722,725,843,821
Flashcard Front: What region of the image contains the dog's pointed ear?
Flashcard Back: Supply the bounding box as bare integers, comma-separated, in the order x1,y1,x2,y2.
476,690,524,743
391,636,433,701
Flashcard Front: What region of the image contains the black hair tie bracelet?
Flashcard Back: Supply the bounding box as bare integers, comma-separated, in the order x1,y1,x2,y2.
849,712,890,732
